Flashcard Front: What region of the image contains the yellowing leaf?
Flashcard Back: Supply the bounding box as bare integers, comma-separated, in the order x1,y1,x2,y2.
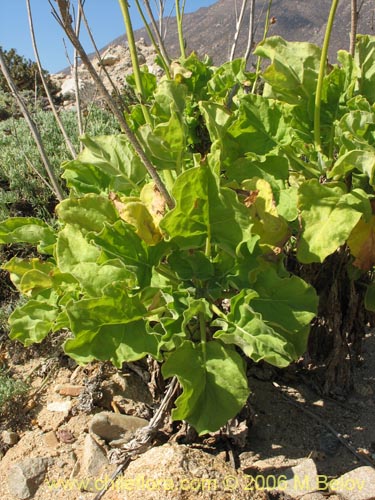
110,193,162,245
242,178,289,251
348,216,375,271
140,183,166,227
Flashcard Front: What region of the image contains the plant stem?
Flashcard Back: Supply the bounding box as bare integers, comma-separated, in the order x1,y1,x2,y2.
26,0,77,159
118,0,152,125
135,0,171,74
199,312,207,357
230,0,248,62
350,0,358,57
314,0,340,152
176,0,186,59
251,0,273,94
211,303,227,319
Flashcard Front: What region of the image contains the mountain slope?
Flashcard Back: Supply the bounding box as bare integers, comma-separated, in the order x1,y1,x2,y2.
109,0,375,65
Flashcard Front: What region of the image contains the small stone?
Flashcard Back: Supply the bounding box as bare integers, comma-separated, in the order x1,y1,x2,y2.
89,411,148,444
43,431,59,449
80,434,108,479
47,400,72,413
330,466,375,500
56,428,76,444
2,430,19,445
55,384,83,397
7,457,50,499
278,459,319,497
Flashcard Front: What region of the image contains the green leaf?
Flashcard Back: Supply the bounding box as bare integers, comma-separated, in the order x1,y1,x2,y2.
355,35,375,105
0,217,55,253
62,159,111,195
207,58,250,98
162,340,249,434
160,165,253,254
214,272,317,368
297,180,371,263
56,195,118,233
328,150,375,185
254,36,321,107
168,250,214,281
64,321,160,367
226,94,291,156
77,134,147,193
90,220,153,288
66,287,148,337
9,300,59,346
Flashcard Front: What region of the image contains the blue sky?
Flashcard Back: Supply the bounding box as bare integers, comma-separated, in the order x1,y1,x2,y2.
0,1,217,74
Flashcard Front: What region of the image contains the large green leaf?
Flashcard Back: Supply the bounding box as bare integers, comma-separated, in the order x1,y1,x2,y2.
0,217,56,254
297,180,371,263
355,35,375,105
9,300,59,346
214,268,317,368
160,165,253,254
226,94,291,156
328,150,375,185
162,340,249,434
56,195,118,233
76,134,147,193
66,286,147,336
90,220,153,288
64,321,160,367
254,36,321,107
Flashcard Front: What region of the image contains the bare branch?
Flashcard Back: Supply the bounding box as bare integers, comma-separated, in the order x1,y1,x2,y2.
73,1,84,143
26,0,77,159
78,0,124,109
0,49,65,201
141,0,171,64
52,0,175,209
230,0,248,61
244,0,256,64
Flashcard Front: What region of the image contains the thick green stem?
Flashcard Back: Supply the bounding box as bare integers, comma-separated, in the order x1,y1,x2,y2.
134,0,171,77
314,0,340,152
118,0,152,125
251,0,273,94
176,0,186,59
199,312,207,358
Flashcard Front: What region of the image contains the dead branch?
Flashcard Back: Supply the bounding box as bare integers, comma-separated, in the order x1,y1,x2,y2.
26,0,77,159
230,0,248,61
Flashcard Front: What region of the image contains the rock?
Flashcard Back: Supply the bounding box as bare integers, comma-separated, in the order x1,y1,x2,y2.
277,459,319,497
89,411,148,445
43,430,59,449
120,443,257,500
55,383,83,397
61,78,84,99
80,434,108,479
99,53,120,67
7,457,50,499
2,430,19,445
329,466,375,500
101,371,153,406
47,400,72,413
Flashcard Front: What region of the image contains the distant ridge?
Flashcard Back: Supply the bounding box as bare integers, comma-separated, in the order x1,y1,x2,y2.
60,0,375,73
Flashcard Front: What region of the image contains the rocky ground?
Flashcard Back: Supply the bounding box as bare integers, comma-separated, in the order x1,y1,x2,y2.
0,329,374,500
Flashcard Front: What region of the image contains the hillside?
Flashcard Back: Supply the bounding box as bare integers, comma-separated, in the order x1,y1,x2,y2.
106,0,375,65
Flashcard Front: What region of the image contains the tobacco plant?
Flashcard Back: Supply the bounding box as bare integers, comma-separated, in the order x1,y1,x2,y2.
2,9,375,433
